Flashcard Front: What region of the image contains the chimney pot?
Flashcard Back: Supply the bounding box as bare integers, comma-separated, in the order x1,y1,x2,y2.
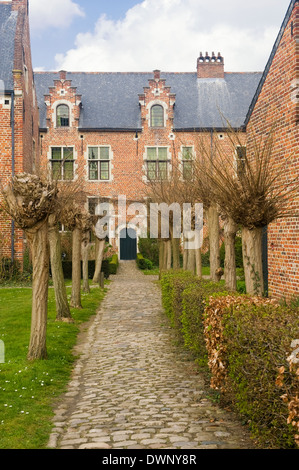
11,0,28,12
59,70,67,81
197,51,224,79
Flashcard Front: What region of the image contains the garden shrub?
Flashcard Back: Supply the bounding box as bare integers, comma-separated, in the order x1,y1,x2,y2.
160,271,299,448
204,294,299,448
181,281,228,368
108,254,119,275
161,271,226,348
60,259,112,279
136,253,153,270
160,270,198,330
138,236,159,266
101,259,110,279
0,258,20,281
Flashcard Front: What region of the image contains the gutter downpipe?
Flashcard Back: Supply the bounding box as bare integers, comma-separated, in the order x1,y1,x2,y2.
10,91,15,261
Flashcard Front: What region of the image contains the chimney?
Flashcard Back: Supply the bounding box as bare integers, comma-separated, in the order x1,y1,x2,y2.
153,70,161,80
197,52,224,79
11,0,28,13
59,70,67,81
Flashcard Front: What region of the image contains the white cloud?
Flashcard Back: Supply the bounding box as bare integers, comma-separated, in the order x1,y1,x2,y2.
54,0,291,72
29,0,84,32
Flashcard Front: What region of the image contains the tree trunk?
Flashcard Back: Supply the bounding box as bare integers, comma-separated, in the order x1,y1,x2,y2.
223,216,238,291
166,240,172,270
195,248,202,278
183,236,188,270
93,238,105,284
186,249,196,274
26,220,49,361
208,204,220,281
82,232,90,293
242,226,264,296
159,240,165,278
48,215,73,322
172,237,180,270
70,226,82,309
194,230,202,278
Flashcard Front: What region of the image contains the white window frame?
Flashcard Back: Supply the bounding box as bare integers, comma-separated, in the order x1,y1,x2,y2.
49,145,76,181
52,100,73,128
146,100,168,128
180,145,195,180
87,146,113,182
144,146,171,181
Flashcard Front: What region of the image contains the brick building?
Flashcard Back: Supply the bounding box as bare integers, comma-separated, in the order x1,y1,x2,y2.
34,62,260,259
0,0,39,261
0,0,298,298
246,0,299,299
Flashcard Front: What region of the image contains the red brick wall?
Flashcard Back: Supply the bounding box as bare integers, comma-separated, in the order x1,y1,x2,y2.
247,3,299,300
38,70,244,256
0,0,39,261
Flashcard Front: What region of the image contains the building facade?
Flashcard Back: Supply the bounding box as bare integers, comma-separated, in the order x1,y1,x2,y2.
34,61,260,259
246,0,299,299
0,0,298,298
0,0,39,261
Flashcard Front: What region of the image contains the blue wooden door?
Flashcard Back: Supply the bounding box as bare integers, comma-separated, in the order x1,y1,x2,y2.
120,228,137,260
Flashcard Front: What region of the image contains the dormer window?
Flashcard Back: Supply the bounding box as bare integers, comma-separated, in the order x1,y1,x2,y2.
56,104,69,127
151,104,164,127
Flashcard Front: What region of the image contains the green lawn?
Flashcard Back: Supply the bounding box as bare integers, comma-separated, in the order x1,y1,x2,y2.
0,284,105,449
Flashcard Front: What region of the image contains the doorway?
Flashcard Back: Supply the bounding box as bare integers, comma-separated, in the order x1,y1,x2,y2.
119,228,137,260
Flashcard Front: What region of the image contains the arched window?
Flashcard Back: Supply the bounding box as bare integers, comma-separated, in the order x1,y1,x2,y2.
56,104,70,127
151,104,164,127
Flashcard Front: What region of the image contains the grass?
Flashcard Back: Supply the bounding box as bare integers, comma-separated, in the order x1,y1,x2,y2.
0,283,105,449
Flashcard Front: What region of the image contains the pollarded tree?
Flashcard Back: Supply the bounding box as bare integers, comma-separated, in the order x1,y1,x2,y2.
48,175,87,320
200,124,299,295
193,135,237,290
81,212,93,293
143,159,201,276
61,203,88,309
92,198,110,284
2,173,57,360
48,211,73,322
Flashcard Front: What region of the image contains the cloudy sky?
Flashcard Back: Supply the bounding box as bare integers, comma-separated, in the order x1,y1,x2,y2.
29,0,292,73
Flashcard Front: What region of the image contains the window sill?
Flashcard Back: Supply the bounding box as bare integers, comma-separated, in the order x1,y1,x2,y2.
88,180,112,183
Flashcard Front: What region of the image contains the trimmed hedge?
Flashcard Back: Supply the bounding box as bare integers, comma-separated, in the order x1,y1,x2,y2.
138,236,159,266
160,271,299,449
181,281,228,368
161,270,198,330
136,253,153,271
109,254,119,275
222,299,299,448
58,257,118,280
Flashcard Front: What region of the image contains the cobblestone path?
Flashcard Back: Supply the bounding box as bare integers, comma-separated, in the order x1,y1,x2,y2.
48,261,254,450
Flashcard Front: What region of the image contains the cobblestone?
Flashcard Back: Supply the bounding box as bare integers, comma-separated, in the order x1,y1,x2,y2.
48,261,254,450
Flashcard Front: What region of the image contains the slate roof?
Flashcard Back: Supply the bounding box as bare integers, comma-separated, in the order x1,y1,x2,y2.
0,3,18,92
245,0,298,125
34,71,262,131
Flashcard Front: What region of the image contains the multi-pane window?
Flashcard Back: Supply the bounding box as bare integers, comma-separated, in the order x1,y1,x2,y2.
151,105,164,127
235,146,247,175
51,147,74,180
182,146,193,180
56,104,70,127
88,147,110,181
146,147,169,180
